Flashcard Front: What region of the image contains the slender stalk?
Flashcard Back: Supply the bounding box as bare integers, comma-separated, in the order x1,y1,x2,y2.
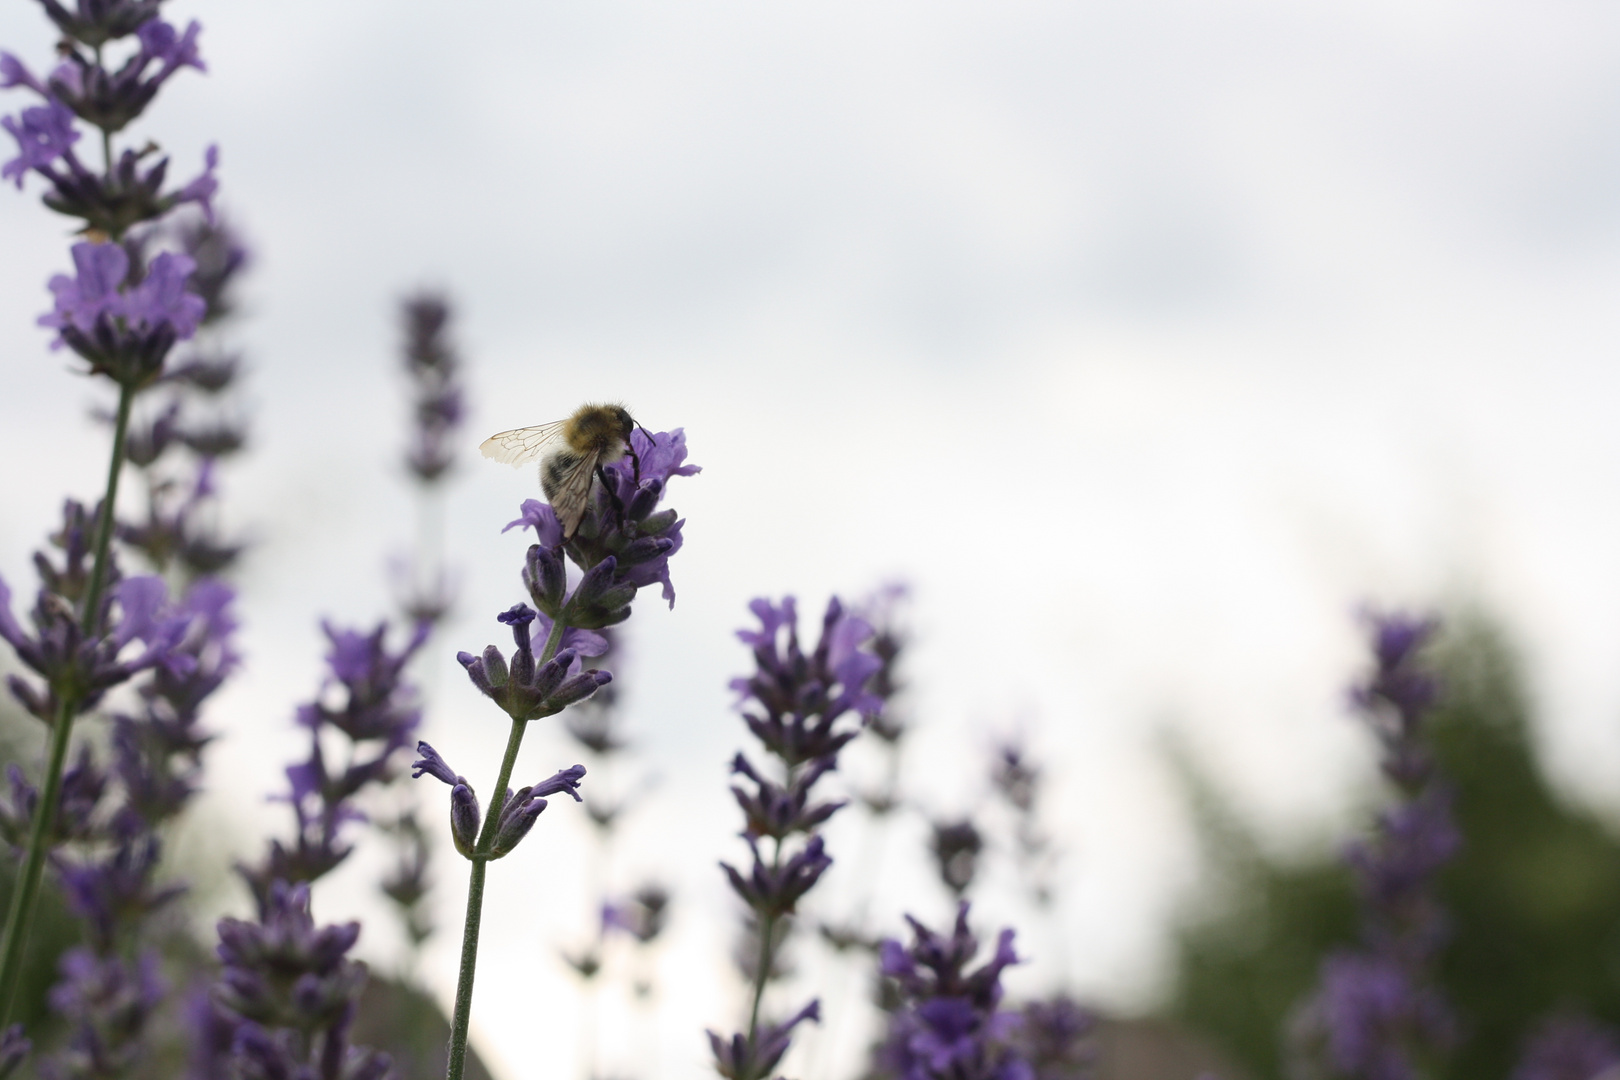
445,617,567,1080
444,860,487,1080
745,760,799,1062
0,381,136,1022
745,850,781,1046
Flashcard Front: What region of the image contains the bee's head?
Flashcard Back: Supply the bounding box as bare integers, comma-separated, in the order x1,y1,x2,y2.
613,406,636,437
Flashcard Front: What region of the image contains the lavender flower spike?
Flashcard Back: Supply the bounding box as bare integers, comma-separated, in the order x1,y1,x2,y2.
457,603,612,721
878,903,1029,1080
0,1023,28,1079
708,1000,821,1080
1288,611,1458,1080
1513,1015,1620,1080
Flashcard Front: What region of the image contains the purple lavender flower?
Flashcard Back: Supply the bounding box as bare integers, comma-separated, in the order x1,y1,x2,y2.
722,834,833,919
33,1,164,52
1008,995,1094,1080
989,737,1057,907
0,97,79,187
3,24,218,237
400,292,464,484
1513,1015,1620,1080
170,212,249,326
708,1000,821,1080
858,582,910,742
601,883,671,945
713,592,880,1080
0,549,189,723
1299,954,1453,1080
730,751,845,840
455,603,612,722
5,18,204,137
436,429,693,1080
55,833,185,951
239,619,425,907
45,947,165,1080
38,242,207,385
506,426,700,611
0,1024,27,1079
0,745,105,848
878,903,1030,1080
731,595,882,767
212,881,393,1080
412,740,584,862
1289,612,1458,1080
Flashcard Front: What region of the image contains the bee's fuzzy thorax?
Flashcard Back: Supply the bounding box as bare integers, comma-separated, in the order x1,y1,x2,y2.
564,403,635,456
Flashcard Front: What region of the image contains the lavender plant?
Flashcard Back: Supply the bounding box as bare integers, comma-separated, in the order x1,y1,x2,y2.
709,594,882,1080
876,903,1028,1080
196,618,429,1080
236,621,428,908
419,425,696,1080
117,213,252,585
0,0,221,1027
1288,613,1459,1080
378,292,468,961
395,291,464,629
988,740,1055,910
211,882,392,1080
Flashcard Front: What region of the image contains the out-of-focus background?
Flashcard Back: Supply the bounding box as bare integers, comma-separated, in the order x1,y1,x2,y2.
4,2,1620,1078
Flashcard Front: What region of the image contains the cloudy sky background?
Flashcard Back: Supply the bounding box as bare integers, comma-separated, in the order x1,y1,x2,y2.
4,1,1620,1077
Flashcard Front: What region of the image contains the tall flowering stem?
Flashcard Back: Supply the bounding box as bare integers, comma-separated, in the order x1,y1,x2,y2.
708,594,881,1080
0,386,130,1020
0,0,218,1021
426,426,697,1080
1289,613,1460,1080
196,619,425,1080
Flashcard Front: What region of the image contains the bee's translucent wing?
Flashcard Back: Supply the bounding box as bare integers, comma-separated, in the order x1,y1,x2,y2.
480,421,569,467
544,450,602,538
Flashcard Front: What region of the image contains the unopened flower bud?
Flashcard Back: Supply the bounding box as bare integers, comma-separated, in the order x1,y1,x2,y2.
450,783,480,858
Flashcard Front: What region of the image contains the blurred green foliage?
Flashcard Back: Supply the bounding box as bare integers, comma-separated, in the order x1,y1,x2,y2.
1165,615,1620,1080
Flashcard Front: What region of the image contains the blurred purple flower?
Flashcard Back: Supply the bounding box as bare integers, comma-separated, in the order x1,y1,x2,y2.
400,292,464,483
709,1000,820,1080
878,903,1029,1080
0,1024,27,1079
1290,611,1457,1080
45,948,165,1080
0,556,189,723
731,595,881,766
1,96,80,188
722,833,832,919
239,619,425,908
212,881,392,1080
1513,1015,1620,1080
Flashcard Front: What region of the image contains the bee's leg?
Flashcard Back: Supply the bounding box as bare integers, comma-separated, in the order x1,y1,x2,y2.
596,464,628,524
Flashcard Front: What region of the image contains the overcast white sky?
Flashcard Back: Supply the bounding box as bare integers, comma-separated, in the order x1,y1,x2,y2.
4,1,1620,1078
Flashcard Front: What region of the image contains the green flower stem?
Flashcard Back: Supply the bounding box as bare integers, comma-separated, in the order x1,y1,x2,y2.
0,379,136,1022
742,759,798,1078
745,840,784,1049
445,616,567,1080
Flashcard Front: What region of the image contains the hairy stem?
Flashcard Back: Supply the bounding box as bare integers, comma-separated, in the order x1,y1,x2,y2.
0,380,135,1022
445,616,568,1080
